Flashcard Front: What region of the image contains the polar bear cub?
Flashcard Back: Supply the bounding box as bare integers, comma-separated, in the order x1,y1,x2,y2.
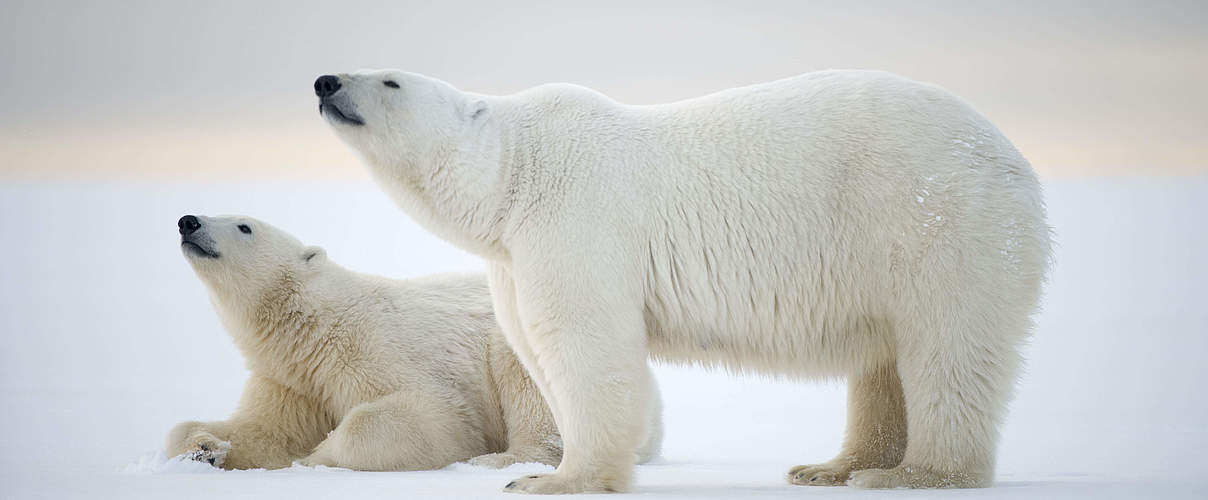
316,69,1051,493
166,214,662,470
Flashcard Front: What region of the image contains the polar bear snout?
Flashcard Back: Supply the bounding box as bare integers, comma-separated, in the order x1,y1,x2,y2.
178,215,201,235
314,75,341,97
178,215,219,259
315,74,364,127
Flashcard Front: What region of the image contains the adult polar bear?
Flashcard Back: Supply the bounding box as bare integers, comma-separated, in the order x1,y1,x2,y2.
316,70,1051,492
167,214,661,470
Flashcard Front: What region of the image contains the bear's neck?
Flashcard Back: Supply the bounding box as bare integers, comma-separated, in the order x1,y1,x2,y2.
360,100,517,261
217,271,358,401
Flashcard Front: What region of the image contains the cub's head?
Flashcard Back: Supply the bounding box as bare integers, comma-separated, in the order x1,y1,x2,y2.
177,215,327,308
313,70,488,167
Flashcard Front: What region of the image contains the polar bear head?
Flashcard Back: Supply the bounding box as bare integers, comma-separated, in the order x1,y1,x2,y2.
177,214,327,314
313,70,488,171
313,70,508,258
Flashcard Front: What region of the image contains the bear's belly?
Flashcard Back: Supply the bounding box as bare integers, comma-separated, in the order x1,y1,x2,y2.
640,234,897,377
642,301,896,378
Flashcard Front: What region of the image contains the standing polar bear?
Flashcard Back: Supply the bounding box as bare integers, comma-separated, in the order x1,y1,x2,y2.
316,70,1051,492
167,214,662,470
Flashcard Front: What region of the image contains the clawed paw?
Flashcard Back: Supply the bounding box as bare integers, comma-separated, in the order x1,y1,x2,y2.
180,437,231,468
787,463,849,486
503,472,616,494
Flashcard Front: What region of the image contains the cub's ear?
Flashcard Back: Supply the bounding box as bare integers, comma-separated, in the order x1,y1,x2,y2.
468,99,488,120
302,246,327,264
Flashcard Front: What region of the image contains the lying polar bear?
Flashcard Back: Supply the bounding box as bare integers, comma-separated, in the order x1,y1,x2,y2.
165,214,662,470
316,70,1051,492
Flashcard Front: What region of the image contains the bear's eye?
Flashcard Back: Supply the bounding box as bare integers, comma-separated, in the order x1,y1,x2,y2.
238,224,252,234
383,80,400,89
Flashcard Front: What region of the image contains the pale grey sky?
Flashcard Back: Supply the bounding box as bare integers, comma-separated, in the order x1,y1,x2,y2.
1,0,1204,179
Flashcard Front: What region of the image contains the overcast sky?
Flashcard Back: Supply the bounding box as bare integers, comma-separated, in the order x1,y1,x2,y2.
1,0,1204,180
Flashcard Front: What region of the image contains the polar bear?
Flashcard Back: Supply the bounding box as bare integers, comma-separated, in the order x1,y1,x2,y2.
166,214,662,471
315,70,1051,492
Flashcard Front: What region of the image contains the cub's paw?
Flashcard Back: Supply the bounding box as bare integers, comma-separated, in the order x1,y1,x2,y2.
297,451,336,468
787,462,850,486
166,425,231,468
183,438,231,467
503,472,620,494
469,452,522,469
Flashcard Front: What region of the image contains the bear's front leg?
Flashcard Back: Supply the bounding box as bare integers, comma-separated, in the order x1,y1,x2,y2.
498,254,653,494
165,421,232,467
164,375,333,470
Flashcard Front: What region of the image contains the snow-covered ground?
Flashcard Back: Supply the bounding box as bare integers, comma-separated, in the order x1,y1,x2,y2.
1,178,1205,499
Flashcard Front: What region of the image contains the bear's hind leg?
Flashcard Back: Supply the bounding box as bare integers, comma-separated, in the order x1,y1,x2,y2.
301,391,486,471
848,302,1026,489
788,360,906,486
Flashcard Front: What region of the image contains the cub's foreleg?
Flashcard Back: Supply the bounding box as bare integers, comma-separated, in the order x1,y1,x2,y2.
165,375,333,469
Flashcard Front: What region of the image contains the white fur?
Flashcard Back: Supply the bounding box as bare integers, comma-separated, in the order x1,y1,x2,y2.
320,69,1051,492
167,215,663,471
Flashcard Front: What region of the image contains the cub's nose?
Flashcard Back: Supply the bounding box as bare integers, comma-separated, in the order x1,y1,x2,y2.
314,75,341,97
178,215,201,235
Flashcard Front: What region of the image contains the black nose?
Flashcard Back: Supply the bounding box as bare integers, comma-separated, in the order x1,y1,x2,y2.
314,75,341,97
178,215,201,235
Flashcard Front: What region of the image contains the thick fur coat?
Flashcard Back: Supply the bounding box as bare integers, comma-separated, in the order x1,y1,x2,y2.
318,70,1051,492
166,215,662,471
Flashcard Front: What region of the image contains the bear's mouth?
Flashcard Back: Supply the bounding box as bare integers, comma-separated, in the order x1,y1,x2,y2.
181,240,220,259
319,101,364,126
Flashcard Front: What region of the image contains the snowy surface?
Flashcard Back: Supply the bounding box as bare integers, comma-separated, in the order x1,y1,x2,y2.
1,178,1206,499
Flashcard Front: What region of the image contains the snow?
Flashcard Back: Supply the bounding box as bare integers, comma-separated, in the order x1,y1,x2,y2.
1,177,1206,499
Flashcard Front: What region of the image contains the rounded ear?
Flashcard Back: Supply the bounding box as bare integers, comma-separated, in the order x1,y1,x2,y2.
468,99,488,120
302,246,326,264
